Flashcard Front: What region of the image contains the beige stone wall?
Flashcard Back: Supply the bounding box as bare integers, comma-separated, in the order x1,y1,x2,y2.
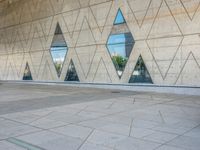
0,0,200,86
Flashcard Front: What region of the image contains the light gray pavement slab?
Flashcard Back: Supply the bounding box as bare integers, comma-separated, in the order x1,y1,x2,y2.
0,82,200,150
50,124,93,140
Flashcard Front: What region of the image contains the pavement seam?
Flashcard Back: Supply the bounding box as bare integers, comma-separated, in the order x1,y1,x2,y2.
128,118,134,137
153,123,200,150
27,111,55,124
77,129,95,150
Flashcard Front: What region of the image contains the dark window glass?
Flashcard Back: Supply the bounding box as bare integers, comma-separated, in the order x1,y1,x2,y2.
65,60,79,81
23,62,32,80
129,55,153,83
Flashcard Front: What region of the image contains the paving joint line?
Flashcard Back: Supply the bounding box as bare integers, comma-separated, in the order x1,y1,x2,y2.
77,129,95,150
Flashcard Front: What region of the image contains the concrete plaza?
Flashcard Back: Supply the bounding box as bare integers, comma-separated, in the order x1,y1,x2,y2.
0,83,200,150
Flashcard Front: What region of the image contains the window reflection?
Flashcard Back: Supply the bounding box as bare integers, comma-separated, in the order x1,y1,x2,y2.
50,23,68,77
114,9,125,24
107,9,135,78
129,55,153,83
23,62,32,80
65,60,79,81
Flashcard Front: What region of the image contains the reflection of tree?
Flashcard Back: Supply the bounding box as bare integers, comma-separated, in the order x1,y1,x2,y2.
129,55,153,83
112,55,128,71
65,61,79,81
55,62,62,76
135,56,145,75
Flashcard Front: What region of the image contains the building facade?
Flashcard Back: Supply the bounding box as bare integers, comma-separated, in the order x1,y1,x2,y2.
0,0,200,86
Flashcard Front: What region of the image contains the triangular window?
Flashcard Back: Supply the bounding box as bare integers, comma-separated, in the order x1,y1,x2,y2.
65,60,79,81
50,23,68,77
23,62,32,80
114,9,125,24
129,55,153,83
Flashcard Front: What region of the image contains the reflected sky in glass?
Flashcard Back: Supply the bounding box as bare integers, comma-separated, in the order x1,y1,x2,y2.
50,47,68,62
114,9,125,24
107,34,126,57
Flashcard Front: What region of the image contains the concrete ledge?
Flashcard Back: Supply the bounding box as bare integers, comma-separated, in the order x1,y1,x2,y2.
1,80,200,96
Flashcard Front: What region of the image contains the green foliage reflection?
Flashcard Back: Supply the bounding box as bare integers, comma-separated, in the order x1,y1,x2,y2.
112,55,128,71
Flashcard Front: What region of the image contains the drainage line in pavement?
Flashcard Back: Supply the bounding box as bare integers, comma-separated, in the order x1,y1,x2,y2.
7,137,45,150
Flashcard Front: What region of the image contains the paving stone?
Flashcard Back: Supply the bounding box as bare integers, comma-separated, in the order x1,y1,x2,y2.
48,106,81,114
0,123,41,140
45,112,89,123
77,110,107,119
98,123,130,136
114,137,161,150
132,119,160,129
78,119,113,129
0,119,22,129
100,115,132,126
155,145,184,150
130,127,155,138
87,130,127,148
152,124,191,135
16,130,83,150
2,112,42,124
142,131,178,144
184,126,200,138
79,141,113,150
168,135,200,150
27,109,54,116
51,124,92,140
30,118,68,129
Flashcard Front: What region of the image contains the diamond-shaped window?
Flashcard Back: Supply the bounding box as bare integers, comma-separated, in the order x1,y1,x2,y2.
106,9,135,78
129,55,153,83
50,23,68,77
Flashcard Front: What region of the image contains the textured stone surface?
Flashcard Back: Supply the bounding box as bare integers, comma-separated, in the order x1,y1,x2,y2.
0,0,200,86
